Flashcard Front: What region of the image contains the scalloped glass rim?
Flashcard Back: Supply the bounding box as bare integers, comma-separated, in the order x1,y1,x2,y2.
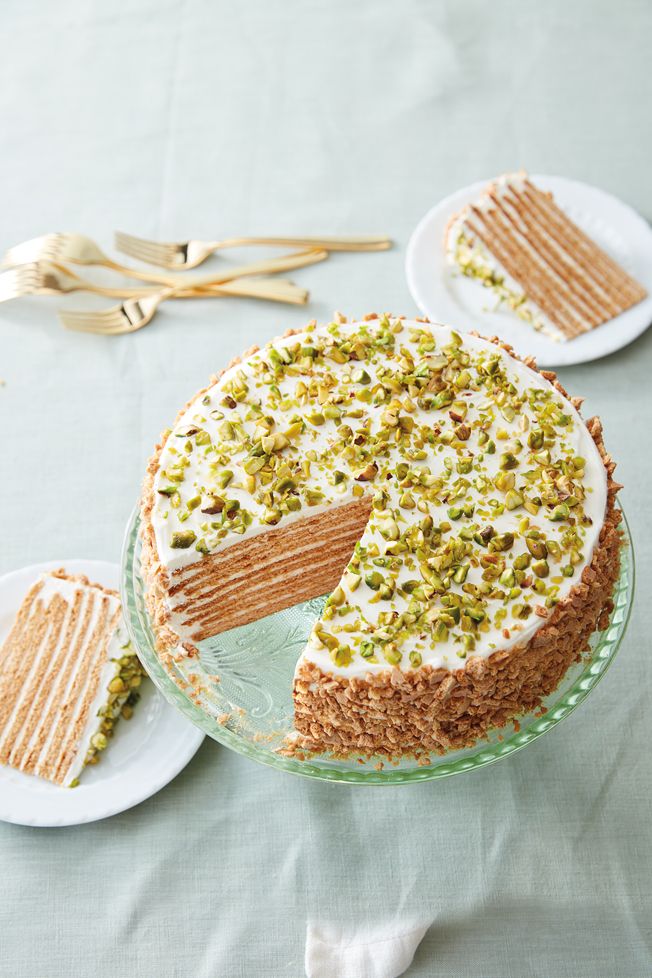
121,502,634,785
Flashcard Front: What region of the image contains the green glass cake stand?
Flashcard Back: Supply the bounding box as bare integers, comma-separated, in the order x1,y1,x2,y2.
121,503,634,784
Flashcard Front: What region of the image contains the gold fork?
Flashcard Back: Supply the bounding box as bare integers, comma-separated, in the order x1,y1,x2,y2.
3,233,180,286
115,230,392,270
0,249,327,304
0,261,307,309
3,233,331,286
59,276,308,335
0,261,160,302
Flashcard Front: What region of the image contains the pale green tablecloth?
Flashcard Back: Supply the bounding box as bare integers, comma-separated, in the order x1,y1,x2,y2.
1,2,651,975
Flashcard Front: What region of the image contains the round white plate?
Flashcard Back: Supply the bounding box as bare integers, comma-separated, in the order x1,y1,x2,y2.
406,174,652,367
0,560,204,827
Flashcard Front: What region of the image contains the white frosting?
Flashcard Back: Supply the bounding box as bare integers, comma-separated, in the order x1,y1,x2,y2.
151,320,607,678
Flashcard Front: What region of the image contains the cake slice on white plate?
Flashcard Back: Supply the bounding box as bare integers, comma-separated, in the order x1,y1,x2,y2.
0,569,145,787
445,172,647,341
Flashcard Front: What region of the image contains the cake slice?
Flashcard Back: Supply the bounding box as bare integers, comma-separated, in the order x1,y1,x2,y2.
0,569,144,787
445,172,647,340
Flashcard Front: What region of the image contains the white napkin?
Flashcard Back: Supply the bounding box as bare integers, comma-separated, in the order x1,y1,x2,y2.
305,921,430,978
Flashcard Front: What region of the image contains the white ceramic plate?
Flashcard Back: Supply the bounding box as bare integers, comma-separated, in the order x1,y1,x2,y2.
0,560,204,827
406,174,652,367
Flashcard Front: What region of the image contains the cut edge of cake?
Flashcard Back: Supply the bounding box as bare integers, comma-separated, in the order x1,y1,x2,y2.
140,326,374,663
165,495,372,642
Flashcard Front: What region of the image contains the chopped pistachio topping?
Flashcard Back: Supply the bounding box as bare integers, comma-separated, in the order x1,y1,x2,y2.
154,318,600,668
450,229,548,334
82,644,146,773
170,530,197,549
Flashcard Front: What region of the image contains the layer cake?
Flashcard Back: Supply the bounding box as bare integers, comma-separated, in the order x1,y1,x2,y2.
141,315,621,757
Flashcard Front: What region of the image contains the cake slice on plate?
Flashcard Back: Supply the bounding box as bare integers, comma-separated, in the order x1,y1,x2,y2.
0,570,144,786
445,172,647,340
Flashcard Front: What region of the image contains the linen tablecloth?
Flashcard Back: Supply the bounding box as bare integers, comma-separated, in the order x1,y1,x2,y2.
1,2,651,975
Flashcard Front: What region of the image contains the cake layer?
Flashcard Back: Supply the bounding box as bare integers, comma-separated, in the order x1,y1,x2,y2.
167,496,372,640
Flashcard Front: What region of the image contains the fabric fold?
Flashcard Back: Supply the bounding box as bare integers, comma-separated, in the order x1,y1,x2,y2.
305,920,431,978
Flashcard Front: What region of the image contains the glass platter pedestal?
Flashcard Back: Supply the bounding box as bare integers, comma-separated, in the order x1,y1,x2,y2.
121,505,634,785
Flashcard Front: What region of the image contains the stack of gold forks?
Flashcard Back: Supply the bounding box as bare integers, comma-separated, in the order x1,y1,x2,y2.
0,231,391,335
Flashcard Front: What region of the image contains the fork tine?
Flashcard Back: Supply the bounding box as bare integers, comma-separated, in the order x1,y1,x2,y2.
60,311,147,335
59,307,126,326
80,323,132,335
62,318,129,335
113,232,155,256
18,265,44,284
57,300,127,321
61,320,127,334
0,269,20,300
3,234,57,267
120,243,170,265
59,309,129,332
61,316,126,330
115,232,178,263
116,230,179,258
56,300,122,317
57,291,158,333
0,263,46,299
114,240,166,265
127,242,178,265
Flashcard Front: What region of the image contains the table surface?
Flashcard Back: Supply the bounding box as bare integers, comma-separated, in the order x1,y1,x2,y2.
1,2,651,976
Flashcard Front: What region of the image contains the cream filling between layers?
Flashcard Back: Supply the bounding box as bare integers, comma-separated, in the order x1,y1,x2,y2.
151,321,607,677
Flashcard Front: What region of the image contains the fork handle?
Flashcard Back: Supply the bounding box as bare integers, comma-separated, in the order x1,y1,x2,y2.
101,257,187,287
71,278,306,303
160,277,309,305
103,248,327,287
68,281,161,298
167,282,308,303
213,235,392,253
173,248,328,288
